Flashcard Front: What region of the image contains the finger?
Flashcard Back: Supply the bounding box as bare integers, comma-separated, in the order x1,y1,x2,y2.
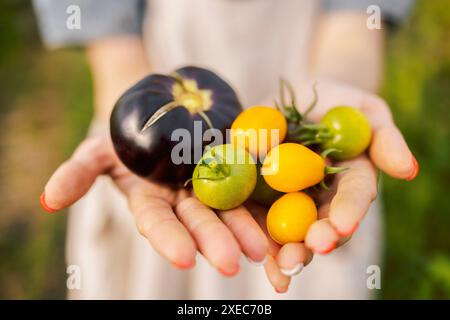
361,95,418,180
318,202,331,219
218,206,269,265
41,137,115,212
305,218,340,254
264,255,291,294
176,197,241,276
130,189,197,269
276,243,313,276
245,201,281,257
328,156,378,236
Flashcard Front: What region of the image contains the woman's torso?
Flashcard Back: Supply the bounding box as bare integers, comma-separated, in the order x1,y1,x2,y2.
144,0,319,106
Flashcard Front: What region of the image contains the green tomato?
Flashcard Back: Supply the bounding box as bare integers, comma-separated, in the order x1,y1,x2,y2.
320,106,372,160
193,144,257,210
250,164,283,207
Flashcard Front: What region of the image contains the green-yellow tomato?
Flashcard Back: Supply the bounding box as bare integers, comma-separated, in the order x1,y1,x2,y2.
193,144,257,210
320,106,372,160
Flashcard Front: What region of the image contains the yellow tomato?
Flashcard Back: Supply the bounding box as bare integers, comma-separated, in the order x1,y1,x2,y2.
262,143,325,192
267,192,317,244
231,106,287,159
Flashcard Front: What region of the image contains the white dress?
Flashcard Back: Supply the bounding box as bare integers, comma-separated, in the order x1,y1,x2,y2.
67,0,382,299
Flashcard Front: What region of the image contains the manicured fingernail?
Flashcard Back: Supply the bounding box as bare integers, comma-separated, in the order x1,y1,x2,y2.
275,287,288,294
315,242,336,255
40,192,57,213
280,263,304,276
406,155,419,181
219,265,240,277
336,222,359,237
247,255,267,267
172,261,194,270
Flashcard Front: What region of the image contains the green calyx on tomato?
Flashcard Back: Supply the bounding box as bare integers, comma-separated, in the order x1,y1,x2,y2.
319,148,348,190
276,79,372,160
192,144,257,210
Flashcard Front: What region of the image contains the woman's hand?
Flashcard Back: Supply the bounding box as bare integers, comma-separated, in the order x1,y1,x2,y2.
41,136,268,275
257,80,419,293
42,36,268,276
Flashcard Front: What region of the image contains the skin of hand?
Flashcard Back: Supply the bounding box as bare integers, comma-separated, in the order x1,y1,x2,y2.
41,36,269,276
258,12,419,293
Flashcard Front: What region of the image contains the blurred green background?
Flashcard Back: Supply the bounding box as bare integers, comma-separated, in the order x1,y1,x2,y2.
0,0,448,299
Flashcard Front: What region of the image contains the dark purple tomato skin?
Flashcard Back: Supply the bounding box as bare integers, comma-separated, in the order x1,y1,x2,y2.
110,66,242,185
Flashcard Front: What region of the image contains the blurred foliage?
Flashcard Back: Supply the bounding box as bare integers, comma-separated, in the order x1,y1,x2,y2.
381,0,450,299
0,0,448,299
0,0,92,299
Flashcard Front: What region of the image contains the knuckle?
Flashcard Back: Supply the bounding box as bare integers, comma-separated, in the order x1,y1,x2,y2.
74,137,112,167
136,212,176,239
219,206,249,224
190,218,222,235
136,216,154,238
77,137,104,154
133,199,172,237
176,197,202,215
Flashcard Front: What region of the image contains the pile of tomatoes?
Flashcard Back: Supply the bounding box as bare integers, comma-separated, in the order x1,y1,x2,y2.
193,94,371,245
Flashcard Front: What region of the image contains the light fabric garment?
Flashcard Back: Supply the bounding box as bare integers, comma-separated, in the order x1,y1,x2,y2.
66,0,383,300
32,0,414,48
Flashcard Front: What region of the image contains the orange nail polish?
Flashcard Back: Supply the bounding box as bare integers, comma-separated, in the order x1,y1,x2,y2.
172,262,193,270
406,155,419,181
337,222,359,237
275,287,287,294
219,265,240,277
316,242,336,255
40,192,57,213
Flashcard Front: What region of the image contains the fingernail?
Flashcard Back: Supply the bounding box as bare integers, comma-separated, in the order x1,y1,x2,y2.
315,242,336,255
247,255,267,267
275,287,288,294
406,155,419,181
336,222,359,237
40,192,57,213
219,265,240,277
172,261,194,270
280,263,304,276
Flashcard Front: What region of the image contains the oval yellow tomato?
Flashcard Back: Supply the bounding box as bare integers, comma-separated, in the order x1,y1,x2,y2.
262,143,325,192
267,192,317,244
231,106,287,159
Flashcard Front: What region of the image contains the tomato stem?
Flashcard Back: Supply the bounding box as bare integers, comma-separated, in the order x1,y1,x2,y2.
303,82,318,118
301,123,327,131
325,166,348,175
319,180,329,190
320,148,342,159
278,78,302,123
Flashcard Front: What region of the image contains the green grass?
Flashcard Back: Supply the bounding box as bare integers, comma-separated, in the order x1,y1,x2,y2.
0,0,448,299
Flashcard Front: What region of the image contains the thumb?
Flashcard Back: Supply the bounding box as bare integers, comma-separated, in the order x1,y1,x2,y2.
362,95,418,180
41,137,115,212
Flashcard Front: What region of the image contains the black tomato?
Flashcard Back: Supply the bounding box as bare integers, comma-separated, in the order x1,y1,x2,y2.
110,66,242,185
